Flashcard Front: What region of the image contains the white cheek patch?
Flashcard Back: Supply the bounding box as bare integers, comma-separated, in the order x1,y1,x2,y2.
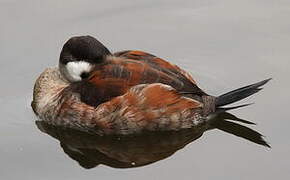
65,61,93,82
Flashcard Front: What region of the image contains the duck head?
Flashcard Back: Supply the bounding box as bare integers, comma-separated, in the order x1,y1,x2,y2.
59,35,111,82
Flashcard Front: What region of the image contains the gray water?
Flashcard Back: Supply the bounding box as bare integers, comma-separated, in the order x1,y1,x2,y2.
1,0,290,179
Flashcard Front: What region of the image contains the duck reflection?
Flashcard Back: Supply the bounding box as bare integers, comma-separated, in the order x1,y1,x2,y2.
36,112,269,169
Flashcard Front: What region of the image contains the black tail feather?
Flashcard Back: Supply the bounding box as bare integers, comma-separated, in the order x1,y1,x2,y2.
216,78,271,107
206,79,271,147
216,103,253,112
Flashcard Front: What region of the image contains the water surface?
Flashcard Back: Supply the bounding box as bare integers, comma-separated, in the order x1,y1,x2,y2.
1,0,289,179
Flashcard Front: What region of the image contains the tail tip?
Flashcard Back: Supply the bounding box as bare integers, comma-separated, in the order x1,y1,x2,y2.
261,78,272,85
216,78,272,107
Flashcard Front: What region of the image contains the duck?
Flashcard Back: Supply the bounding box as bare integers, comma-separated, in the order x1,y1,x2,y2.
32,35,271,135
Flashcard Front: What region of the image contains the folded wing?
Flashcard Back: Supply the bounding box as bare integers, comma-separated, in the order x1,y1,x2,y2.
75,53,205,107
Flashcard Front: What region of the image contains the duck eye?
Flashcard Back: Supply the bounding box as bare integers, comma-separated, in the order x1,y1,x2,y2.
80,72,90,79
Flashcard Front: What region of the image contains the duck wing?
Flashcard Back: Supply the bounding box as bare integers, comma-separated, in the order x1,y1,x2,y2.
114,50,199,86
72,56,205,107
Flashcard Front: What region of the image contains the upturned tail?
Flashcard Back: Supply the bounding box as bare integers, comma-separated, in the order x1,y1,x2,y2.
215,78,271,110
207,78,272,147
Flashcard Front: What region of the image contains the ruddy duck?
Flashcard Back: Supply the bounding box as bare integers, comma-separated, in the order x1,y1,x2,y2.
32,35,271,135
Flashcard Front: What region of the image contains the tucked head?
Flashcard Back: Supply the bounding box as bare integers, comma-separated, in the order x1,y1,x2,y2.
59,35,111,82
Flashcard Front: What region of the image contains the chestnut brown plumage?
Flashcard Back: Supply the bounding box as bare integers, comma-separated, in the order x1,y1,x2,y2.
32,36,271,136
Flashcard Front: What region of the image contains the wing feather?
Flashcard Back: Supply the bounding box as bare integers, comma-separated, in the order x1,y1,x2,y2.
78,55,205,107
114,50,198,85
